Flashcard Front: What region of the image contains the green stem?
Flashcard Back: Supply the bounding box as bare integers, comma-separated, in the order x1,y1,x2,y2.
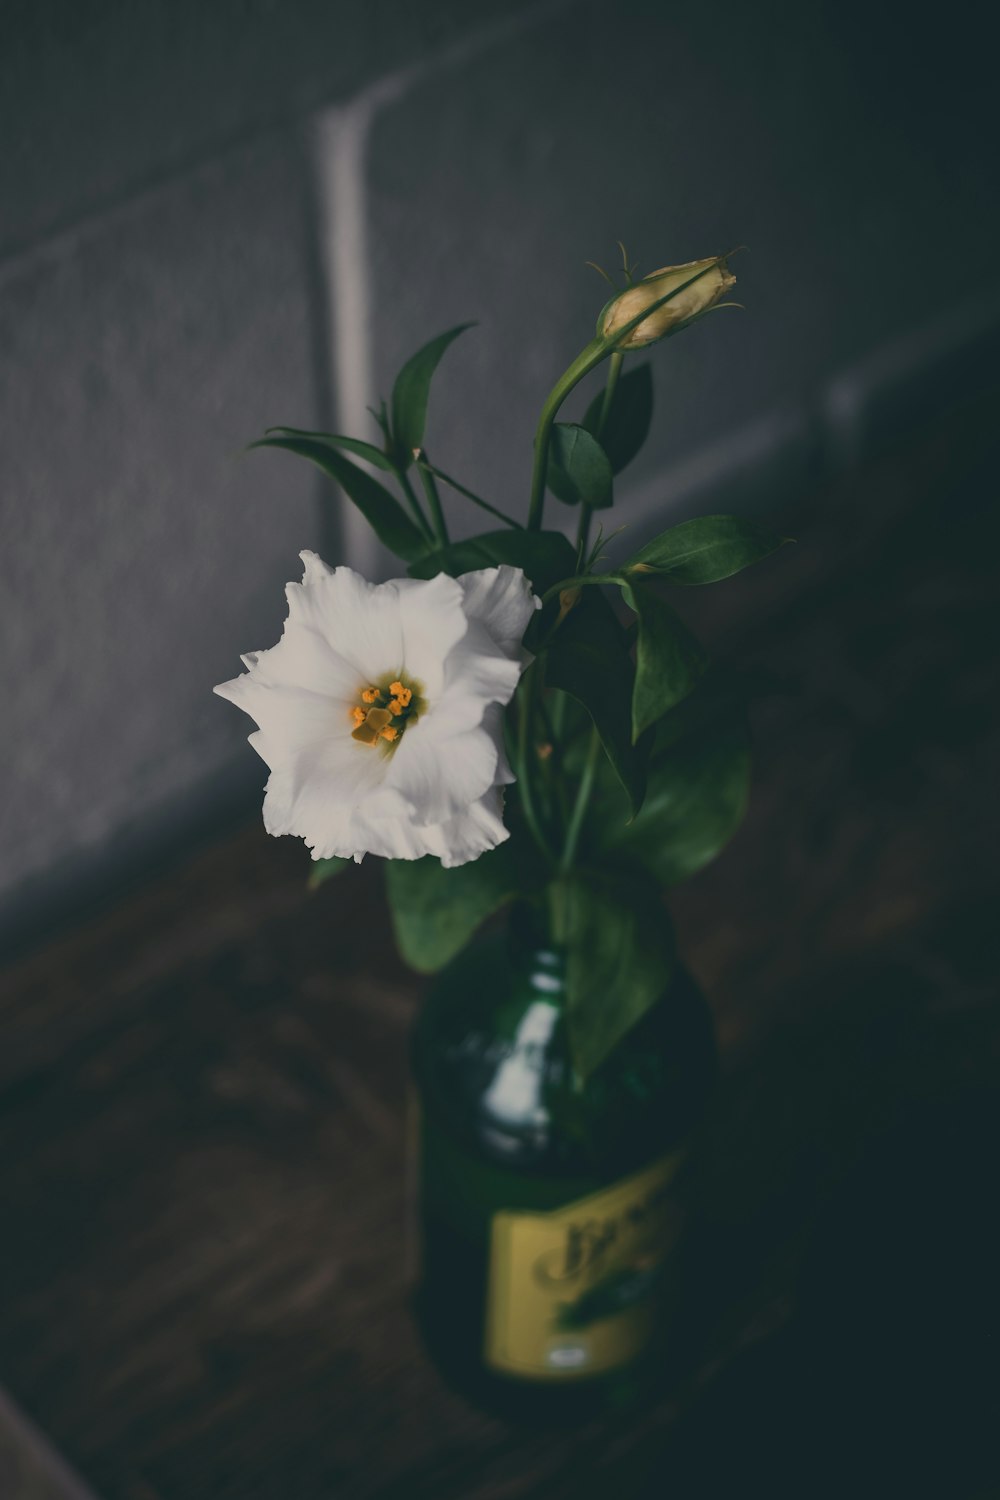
595,350,624,439
398,471,435,543
417,461,449,547
539,571,619,608
573,350,622,567
421,461,523,530
560,727,601,873
514,665,554,863
575,505,594,569
527,337,608,532
536,693,570,829
550,687,569,745
526,256,730,533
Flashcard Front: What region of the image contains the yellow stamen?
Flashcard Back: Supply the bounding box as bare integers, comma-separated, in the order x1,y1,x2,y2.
353,676,419,748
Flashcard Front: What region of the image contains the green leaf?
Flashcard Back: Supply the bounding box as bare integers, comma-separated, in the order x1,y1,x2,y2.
264,427,396,472
386,841,529,974
408,528,577,596
546,423,614,508
251,436,428,563
545,587,648,815
390,324,474,468
602,715,751,887
582,363,653,474
624,514,790,584
308,857,350,889
551,869,674,1080
621,581,708,742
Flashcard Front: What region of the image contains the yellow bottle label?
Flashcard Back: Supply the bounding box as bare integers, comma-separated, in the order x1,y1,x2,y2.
484,1151,685,1380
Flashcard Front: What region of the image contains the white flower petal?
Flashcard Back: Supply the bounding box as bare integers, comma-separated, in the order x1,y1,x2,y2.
287,558,404,686
385,721,498,825
459,565,540,657
483,704,515,785
215,675,349,768
215,553,536,870
262,740,394,851
394,572,468,699
422,636,522,738
435,785,510,868
300,551,334,587
352,784,510,867
248,622,359,702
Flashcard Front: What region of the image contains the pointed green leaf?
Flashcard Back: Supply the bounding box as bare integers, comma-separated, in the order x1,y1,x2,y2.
251,436,427,562
621,581,707,741
391,323,475,468
551,869,674,1080
264,427,396,472
546,422,614,508
603,715,751,887
624,515,790,584
386,840,531,973
545,588,648,815
582,363,653,473
408,528,576,596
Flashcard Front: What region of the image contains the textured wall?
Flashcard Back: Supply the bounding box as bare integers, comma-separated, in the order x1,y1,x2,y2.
364,2,995,535
0,135,320,911
1,0,995,947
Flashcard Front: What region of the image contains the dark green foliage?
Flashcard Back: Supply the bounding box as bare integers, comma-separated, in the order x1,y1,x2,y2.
545,588,649,816
546,423,614,508
386,841,529,973
390,324,474,468
624,514,789,584
250,435,428,562
408,529,577,595
552,869,675,1079
621,580,708,741
583,363,653,473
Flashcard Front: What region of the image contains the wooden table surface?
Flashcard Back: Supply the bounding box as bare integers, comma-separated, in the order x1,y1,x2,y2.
2,396,998,1499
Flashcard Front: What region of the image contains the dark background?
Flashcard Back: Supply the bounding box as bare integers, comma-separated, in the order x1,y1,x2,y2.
1,2,998,1497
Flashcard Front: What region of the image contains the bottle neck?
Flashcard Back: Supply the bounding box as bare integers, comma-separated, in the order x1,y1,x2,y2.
475,903,569,1150
505,899,566,1004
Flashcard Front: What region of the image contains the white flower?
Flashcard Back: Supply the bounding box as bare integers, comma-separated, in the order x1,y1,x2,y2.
214,553,539,868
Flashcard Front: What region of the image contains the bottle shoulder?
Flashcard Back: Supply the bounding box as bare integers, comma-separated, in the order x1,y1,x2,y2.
412,932,716,1179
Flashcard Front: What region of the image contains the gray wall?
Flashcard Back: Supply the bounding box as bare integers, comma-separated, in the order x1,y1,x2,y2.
1,0,995,948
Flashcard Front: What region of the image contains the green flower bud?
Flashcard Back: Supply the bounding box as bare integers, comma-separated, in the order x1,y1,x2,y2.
600,257,736,349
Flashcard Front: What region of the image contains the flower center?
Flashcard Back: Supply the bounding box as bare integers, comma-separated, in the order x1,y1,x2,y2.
350,673,424,750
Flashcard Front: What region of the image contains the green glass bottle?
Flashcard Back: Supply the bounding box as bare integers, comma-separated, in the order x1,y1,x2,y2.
411,902,716,1420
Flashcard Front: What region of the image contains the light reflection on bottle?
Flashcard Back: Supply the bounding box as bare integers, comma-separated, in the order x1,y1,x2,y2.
480,1000,560,1148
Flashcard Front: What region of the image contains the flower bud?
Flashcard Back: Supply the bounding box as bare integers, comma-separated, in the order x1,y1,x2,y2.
600,257,736,349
